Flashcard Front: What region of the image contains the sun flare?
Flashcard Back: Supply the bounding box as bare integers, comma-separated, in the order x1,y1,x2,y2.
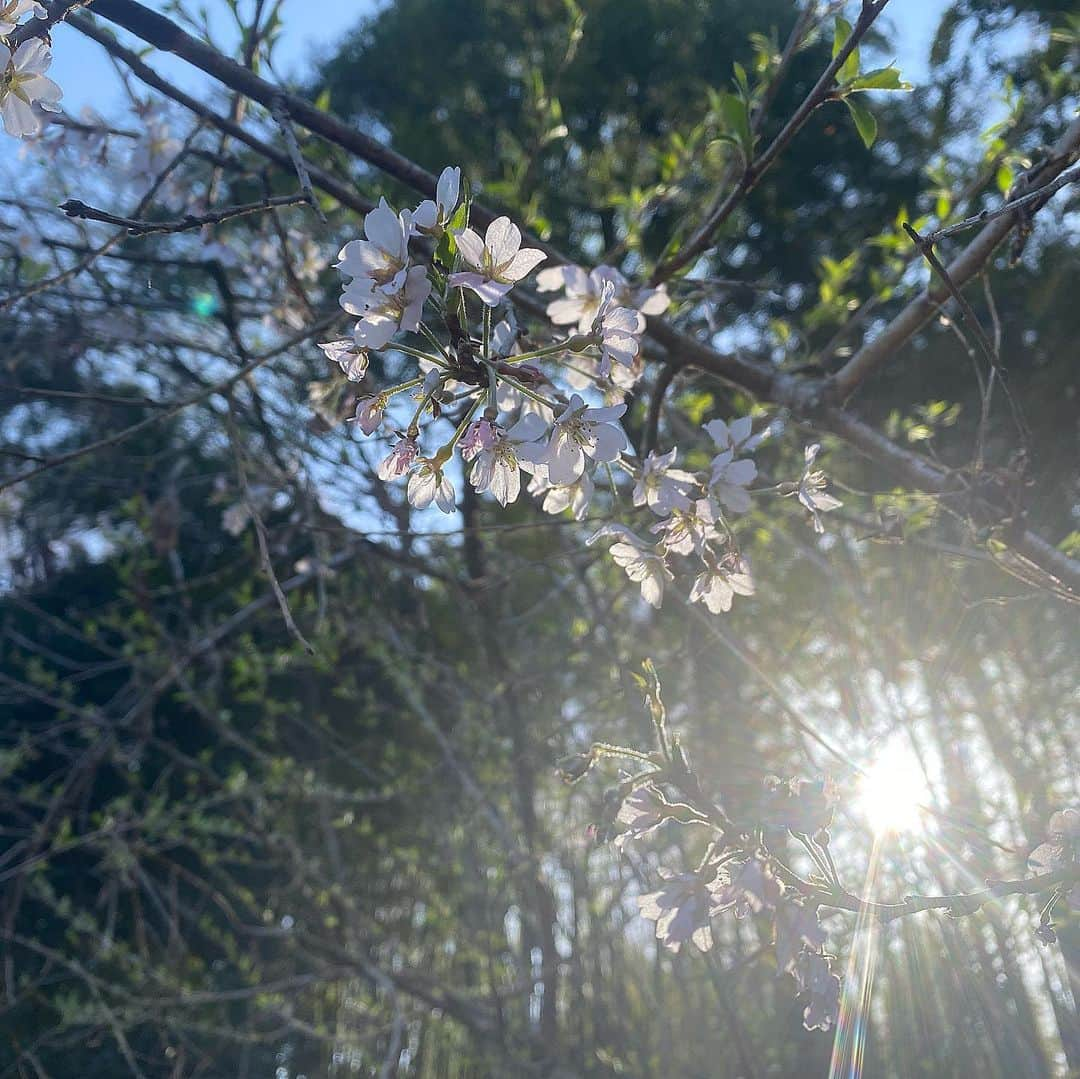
855,739,930,834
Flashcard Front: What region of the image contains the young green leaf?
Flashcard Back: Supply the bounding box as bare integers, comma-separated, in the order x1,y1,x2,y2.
845,65,913,93
833,16,861,84
844,96,878,148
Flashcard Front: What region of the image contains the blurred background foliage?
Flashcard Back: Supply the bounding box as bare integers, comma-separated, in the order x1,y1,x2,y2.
1,0,1078,1076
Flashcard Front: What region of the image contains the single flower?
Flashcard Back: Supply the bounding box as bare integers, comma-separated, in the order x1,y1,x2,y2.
652,497,720,558
318,338,370,382
346,265,432,350
350,395,388,436
587,524,672,609
462,413,548,507
634,448,697,516
412,165,461,236
593,282,645,376
336,197,413,295
407,461,456,513
376,437,420,482
0,1,44,36
637,868,714,954
793,443,843,533
0,39,62,139
448,216,546,306
538,393,626,484
689,555,755,614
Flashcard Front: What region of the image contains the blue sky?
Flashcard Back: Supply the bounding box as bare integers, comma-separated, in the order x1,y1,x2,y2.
45,0,377,114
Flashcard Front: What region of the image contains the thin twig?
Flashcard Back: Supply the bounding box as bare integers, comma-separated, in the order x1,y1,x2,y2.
270,95,326,224
58,192,309,236
925,161,1080,243
227,409,316,655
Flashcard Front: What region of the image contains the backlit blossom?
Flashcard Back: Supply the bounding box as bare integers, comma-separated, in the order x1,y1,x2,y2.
318,339,370,382
592,282,645,375
710,447,757,514
794,951,842,1032
774,900,827,975
689,555,755,614
538,263,669,331
587,524,672,608
350,395,387,436
709,857,784,918
637,869,713,953
0,39,62,139
0,1,43,36
1029,809,1080,906
337,197,412,296
537,394,626,484
376,437,419,482
448,216,546,306
794,443,843,533
461,413,548,506
634,448,697,516
613,785,667,851
407,461,456,513
653,498,720,557
346,265,432,349
413,165,460,236
525,463,594,520
129,114,181,176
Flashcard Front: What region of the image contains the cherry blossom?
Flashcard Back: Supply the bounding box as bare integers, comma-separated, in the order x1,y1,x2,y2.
129,113,181,176
689,556,755,614
318,339,370,382
794,951,842,1032
794,443,843,533
587,524,672,609
774,900,827,975
525,463,594,520
376,437,420,482
537,263,669,331
337,197,412,297
593,283,645,376
637,869,714,953
536,394,626,484
652,497,721,557
1029,809,1080,905
350,395,388,436
346,265,432,349
613,785,667,851
407,461,456,513
0,39,62,139
461,413,548,507
708,857,784,918
448,216,546,306
0,1,43,36
412,165,461,236
633,448,696,515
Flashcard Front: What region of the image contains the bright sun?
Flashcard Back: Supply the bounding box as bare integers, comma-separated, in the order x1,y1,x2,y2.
855,739,930,834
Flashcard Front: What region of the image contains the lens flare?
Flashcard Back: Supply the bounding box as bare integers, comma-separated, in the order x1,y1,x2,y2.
855,738,929,834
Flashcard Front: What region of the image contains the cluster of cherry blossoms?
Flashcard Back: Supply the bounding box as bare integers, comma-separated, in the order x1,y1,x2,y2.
563,663,1080,1036
562,666,846,1033
1028,808,1080,943
0,2,62,139
322,165,843,614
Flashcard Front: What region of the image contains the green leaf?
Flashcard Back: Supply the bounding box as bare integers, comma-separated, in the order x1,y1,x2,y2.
833,16,860,84
716,91,753,161
845,65,913,92
844,96,878,148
